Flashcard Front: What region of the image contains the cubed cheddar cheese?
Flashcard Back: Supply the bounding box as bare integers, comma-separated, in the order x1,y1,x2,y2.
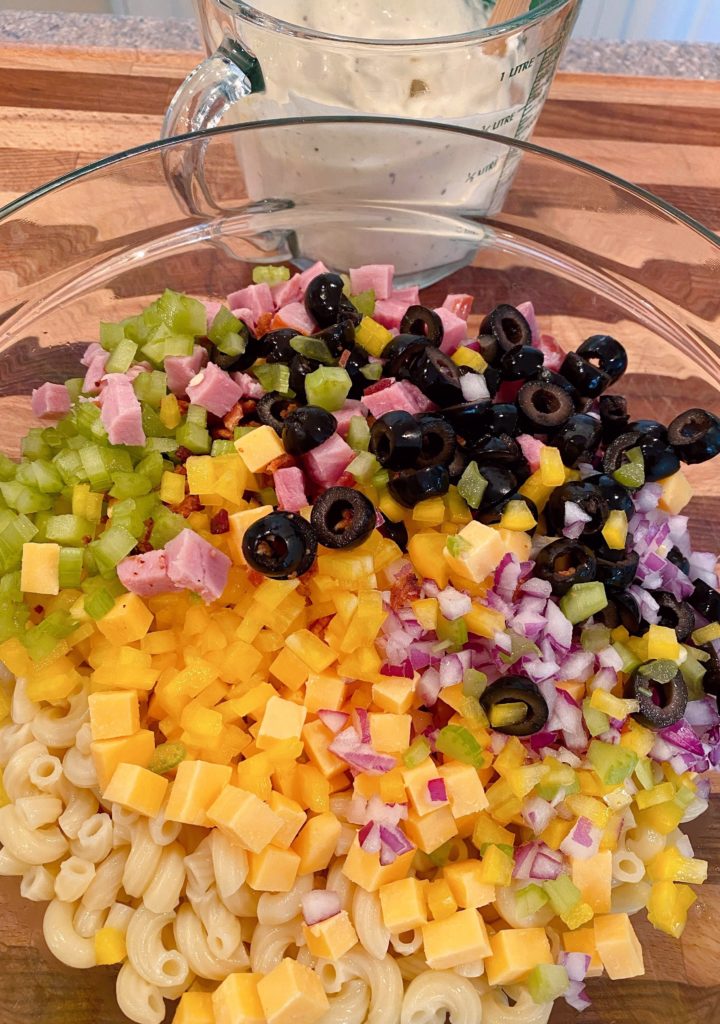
485,927,553,986
21,542,60,595
439,763,489,818
267,791,307,848
371,677,416,715
96,593,154,645
302,720,347,779
165,761,233,826
369,713,411,754
293,811,342,874
248,844,301,892
303,910,358,960
90,729,155,792
235,425,285,473
304,673,347,713
402,760,443,817
571,850,612,914
379,877,429,933
342,835,415,892
427,878,458,921
562,928,604,977
658,471,693,515
88,690,140,740
442,520,508,583
404,806,458,854
103,763,168,817
257,957,329,1024
228,505,274,565
257,696,307,750
422,908,491,969
175,991,216,1024
207,786,283,852
594,913,644,980
443,860,496,909
212,972,265,1024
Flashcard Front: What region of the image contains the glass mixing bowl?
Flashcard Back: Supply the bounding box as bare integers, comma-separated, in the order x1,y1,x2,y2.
0,118,718,1024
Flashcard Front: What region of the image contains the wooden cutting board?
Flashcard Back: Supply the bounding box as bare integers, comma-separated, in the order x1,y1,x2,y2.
0,41,719,1024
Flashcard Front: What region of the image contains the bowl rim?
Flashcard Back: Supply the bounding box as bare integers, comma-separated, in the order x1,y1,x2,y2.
1,115,719,249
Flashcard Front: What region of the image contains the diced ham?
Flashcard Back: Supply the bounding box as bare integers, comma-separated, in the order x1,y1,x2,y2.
516,300,540,344
517,434,546,473
202,299,223,331
372,299,411,330
165,346,208,397
390,286,420,306
303,433,354,489
349,264,394,301
117,549,180,597
231,372,265,399
362,380,434,418
82,349,108,395
31,382,71,421
538,333,566,372
186,361,243,417
81,343,105,369
436,307,469,355
230,306,257,333
271,274,303,308
227,282,274,323
443,294,474,320
100,374,145,446
164,529,231,604
333,399,367,438
125,361,153,383
272,301,316,336
297,261,329,292
274,466,308,513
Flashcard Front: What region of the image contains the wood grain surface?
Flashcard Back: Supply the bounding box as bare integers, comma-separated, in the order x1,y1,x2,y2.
0,41,719,1024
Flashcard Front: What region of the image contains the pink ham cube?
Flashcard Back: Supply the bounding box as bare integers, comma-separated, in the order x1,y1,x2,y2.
372,299,411,331
390,286,420,306
31,382,71,421
202,299,223,331
231,372,265,399
303,433,354,489
442,294,474,320
117,549,180,597
274,466,308,513
538,333,566,372
297,261,329,292
165,345,208,397
164,529,231,604
100,374,145,446
186,361,242,417
349,265,394,301
227,282,274,322
516,301,540,344
362,380,434,418
517,434,545,473
436,307,468,355
333,400,367,437
82,349,108,395
273,301,316,336
270,274,303,308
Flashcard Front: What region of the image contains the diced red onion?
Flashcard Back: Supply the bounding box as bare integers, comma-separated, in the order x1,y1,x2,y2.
460,372,490,403
489,731,508,755
513,842,563,881
521,577,553,599
409,642,437,671
565,980,592,1012
347,796,368,824
439,654,464,689
358,820,382,853
656,720,705,757
317,709,350,734
380,660,415,679
591,667,617,692
417,666,442,706
684,697,720,731
301,889,342,925
494,553,522,603
563,501,591,540
437,586,472,621
531,851,564,880
633,483,662,512
427,778,447,803
378,824,414,864
560,816,601,859
353,707,371,744
545,600,573,651
329,728,397,775
558,650,595,682
560,951,591,983
522,795,556,835
597,645,623,672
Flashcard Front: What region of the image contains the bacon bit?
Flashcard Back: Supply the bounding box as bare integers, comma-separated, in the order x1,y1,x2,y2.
390,565,422,610
173,494,202,518
266,453,298,474
338,349,351,368
174,446,193,465
211,426,233,440
255,311,274,337
81,536,92,546
270,312,309,335
336,471,356,488
309,614,333,638
135,517,155,554
210,509,230,534
177,399,189,416
223,403,245,431
246,567,265,587
363,377,394,396
241,399,258,417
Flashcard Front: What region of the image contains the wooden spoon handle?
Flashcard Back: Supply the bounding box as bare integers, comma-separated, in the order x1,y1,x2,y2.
487,0,531,28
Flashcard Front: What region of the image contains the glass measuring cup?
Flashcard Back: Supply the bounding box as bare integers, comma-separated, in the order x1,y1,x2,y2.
163,0,580,277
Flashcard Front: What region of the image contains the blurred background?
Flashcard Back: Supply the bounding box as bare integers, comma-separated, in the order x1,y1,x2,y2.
3,0,720,41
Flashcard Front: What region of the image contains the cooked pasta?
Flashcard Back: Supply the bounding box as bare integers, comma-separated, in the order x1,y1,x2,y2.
400,970,483,1024
42,898,96,969
481,986,553,1024
115,961,166,1024
257,873,313,926
15,794,63,829
73,812,114,862
0,804,69,864
54,855,96,902
250,919,305,974
352,888,390,960
174,902,249,980
20,864,56,902
122,818,163,898
125,907,190,989
142,841,186,914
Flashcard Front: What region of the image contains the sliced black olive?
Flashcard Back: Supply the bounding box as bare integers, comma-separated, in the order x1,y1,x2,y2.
442,400,493,437
388,465,450,508
282,405,336,455
314,319,356,358
468,433,528,474
447,445,470,484
559,351,611,398
689,578,720,622
534,368,582,409
577,335,628,384
369,411,423,470
499,345,544,382
484,365,503,398
479,305,531,355
304,272,355,328
628,662,688,730
264,328,299,365
311,487,375,549
586,473,635,518
477,334,498,366
243,511,317,579
668,408,720,465
596,592,642,633
603,430,642,477
214,328,263,373
699,643,720,698
288,354,319,403
476,493,538,532
399,305,443,346
473,466,518,514
556,413,602,468
628,419,667,444
418,416,456,468
382,334,433,379
517,379,574,433
594,546,639,592
479,676,549,736
257,392,297,436
343,345,372,399
598,393,629,442
667,545,691,576
534,538,597,597
378,512,408,552
411,347,463,407
545,480,609,538
652,591,695,641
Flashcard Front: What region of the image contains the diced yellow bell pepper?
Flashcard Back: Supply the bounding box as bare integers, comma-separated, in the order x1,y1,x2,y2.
408,532,450,588
646,880,697,938
452,347,487,372
589,688,638,720
619,719,655,757
635,781,675,810
160,470,186,505
646,846,708,885
601,509,628,551
539,446,565,487
499,500,536,532
646,623,681,662
355,316,393,357
94,927,126,965
412,497,446,526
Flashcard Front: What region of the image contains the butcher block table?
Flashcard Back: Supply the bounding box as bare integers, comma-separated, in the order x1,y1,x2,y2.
1,41,719,1024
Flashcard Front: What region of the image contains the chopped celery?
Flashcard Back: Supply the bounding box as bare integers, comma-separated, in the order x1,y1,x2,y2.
79,446,112,492
527,964,569,1004
109,472,152,500
149,741,187,774
0,599,29,642
73,402,107,442
515,884,549,920
155,289,207,337
211,440,237,456
0,481,53,514
150,507,186,548
209,307,248,358
134,452,165,488
634,757,655,790
350,289,375,317
581,623,611,652
680,649,706,700
258,487,277,506
347,452,379,484
582,698,610,737
436,724,484,768
613,640,641,674
64,378,84,403
543,875,582,916
133,370,168,409
588,738,638,785
446,534,471,558
347,416,371,452
0,453,16,481
304,366,352,412
21,429,52,461
253,363,292,396
17,460,62,495
175,423,211,454
359,363,383,381
290,336,336,365
559,581,608,624
613,446,645,489
436,614,468,648
144,437,179,455
141,333,194,367
99,321,126,350
22,610,78,661
252,264,290,285
403,735,431,768
108,500,145,540
53,450,85,486
91,525,137,576
84,586,116,621
372,469,390,490
0,570,22,598
186,404,207,428
457,461,487,509
45,514,95,547
58,547,84,588
462,668,488,698
105,338,138,374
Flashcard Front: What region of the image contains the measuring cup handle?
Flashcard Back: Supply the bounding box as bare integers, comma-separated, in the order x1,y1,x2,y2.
162,39,265,138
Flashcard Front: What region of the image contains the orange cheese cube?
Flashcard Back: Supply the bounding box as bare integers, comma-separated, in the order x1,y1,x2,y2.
422,908,491,969
228,504,274,564
371,677,415,714
248,844,301,892
212,972,265,1024
658,471,693,515
302,721,346,779
235,425,285,473
257,696,307,750
103,763,168,817
304,673,347,713
427,878,458,920
442,520,507,583
404,806,458,854
269,648,309,692
165,760,232,826
439,763,489,818
379,877,428,933
571,850,612,914
21,542,60,595
342,836,415,892
593,913,644,980
207,786,283,852
286,630,338,673
88,690,140,741
402,760,443,816
90,729,155,791
303,910,358,960
292,812,342,874
485,927,553,986
96,593,153,645
268,791,307,848
369,713,411,754
174,991,215,1024
562,928,604,977
257,958,329,1024
443,860,496,909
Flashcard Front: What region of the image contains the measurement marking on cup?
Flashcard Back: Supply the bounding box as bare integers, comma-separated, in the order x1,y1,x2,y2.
500,57,536,82
465,158,499,184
